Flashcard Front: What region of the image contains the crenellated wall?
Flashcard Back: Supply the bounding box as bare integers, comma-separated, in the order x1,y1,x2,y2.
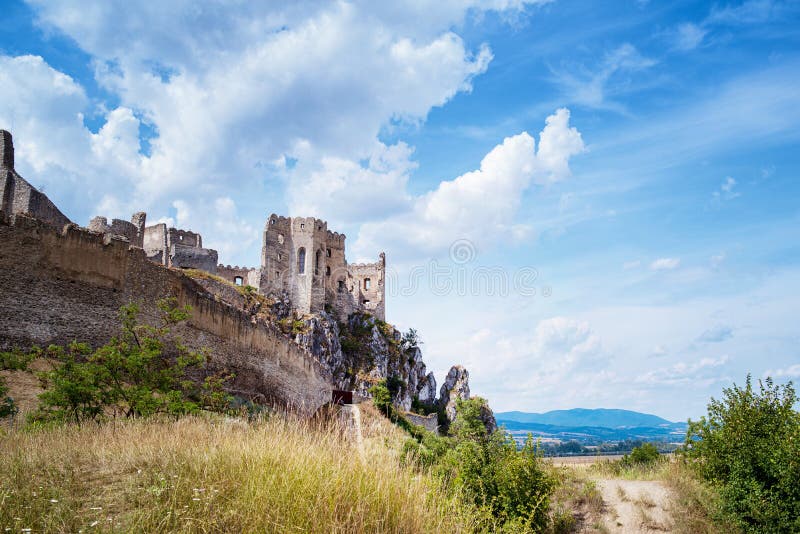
0,211,332,414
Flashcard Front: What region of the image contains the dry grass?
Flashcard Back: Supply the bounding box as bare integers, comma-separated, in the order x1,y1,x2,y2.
661,461,740,534
0,414,476,533
547,466,606,533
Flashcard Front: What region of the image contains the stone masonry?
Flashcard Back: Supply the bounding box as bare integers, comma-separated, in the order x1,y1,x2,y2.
0,130,72,229
218,214,386,321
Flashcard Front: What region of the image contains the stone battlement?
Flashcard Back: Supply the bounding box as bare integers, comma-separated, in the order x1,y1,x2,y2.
0,209,332,413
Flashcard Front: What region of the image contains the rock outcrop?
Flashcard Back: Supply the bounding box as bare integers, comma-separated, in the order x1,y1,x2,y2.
438,365,471,423
296,312,434,411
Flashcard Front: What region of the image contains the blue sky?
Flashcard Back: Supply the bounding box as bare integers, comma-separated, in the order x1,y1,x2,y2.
1,0,798,420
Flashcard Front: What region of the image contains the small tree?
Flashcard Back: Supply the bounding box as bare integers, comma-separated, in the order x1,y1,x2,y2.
684,375,800,533
400,328,422,351
368,379,393,417
34,299,232,424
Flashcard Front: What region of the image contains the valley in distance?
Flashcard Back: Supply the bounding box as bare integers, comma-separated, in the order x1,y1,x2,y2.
496,408,688,456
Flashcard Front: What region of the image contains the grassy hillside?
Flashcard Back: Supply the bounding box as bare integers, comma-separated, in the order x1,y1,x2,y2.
0,411,476,533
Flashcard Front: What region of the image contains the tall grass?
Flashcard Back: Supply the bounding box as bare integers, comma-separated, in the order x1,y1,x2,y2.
0,414,476,533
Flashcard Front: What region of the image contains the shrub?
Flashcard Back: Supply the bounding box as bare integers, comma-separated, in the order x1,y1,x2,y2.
31,299,232,424
622,442,660,467
0,377,16,419
683,375,800,533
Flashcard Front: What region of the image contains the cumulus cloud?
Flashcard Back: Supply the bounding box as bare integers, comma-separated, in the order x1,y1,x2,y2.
650,257,681,271
3,1,551,264
0,54,146,223
443,316,623,410
354,108,584,260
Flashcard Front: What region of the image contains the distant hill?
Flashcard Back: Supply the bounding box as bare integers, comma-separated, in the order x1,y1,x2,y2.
495,408,675,429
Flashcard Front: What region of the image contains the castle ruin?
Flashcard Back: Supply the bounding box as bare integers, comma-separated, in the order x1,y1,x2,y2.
1,129,384,322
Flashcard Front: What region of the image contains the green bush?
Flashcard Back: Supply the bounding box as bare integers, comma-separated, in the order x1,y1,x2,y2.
684,375,800,533
30,299,232,424
0,377,16,419
621,442,660,467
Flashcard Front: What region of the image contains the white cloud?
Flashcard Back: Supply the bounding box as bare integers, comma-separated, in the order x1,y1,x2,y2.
550,43,656,111
673,22,707,51
650,257,681,271
713,176,740,201
636,355,730,386
449,316,618,410
354,108,584,260
5,1,551,264
764,364,800,379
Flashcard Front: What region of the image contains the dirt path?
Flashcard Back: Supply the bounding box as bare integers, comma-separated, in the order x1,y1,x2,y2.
595,479,673,533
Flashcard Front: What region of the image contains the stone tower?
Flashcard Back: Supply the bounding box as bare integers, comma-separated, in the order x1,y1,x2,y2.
1,130,13,170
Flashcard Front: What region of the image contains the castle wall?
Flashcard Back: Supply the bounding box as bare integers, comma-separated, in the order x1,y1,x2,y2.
348,253,386,321
0,131,72,230
0,212,332,414
88,215,145,248
216,264,261,288
143,223,217,273
260,214,385,320
143,223,168,264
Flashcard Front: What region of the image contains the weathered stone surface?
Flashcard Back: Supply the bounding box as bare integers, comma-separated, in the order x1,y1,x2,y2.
438,365,471,423
479,401,498,434
0,214,332,415
418,371,437,405
0,131,71,230
404,412,439,433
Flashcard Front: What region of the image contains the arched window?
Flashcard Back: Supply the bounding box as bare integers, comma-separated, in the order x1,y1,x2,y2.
315,249,321,275
297,247,306,274
337,280,345,292
364,278,371,290
234,276,243,286
326,266,331,276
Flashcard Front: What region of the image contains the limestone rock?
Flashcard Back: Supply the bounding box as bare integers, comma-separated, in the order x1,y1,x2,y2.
478,400,498,434
418,371,437,405
438,365,470,423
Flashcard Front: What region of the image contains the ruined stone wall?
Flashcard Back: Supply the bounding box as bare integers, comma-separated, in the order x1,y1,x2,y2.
262,215,332,316
88,215,145,248
0,212,332,414
0,131,72,230
348,253,386,321
217,264,260,288
168,228,202,248
144,223,217,273
404,412,439,434
143,223,168,264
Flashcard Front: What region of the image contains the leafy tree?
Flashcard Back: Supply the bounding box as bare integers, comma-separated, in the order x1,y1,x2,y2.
400,328,422,351
33,299,232,424
368,379,392,417
620,442,660,467
683,375,800,533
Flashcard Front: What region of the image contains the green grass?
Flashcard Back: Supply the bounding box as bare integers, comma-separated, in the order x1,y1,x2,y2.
0,414,476,533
